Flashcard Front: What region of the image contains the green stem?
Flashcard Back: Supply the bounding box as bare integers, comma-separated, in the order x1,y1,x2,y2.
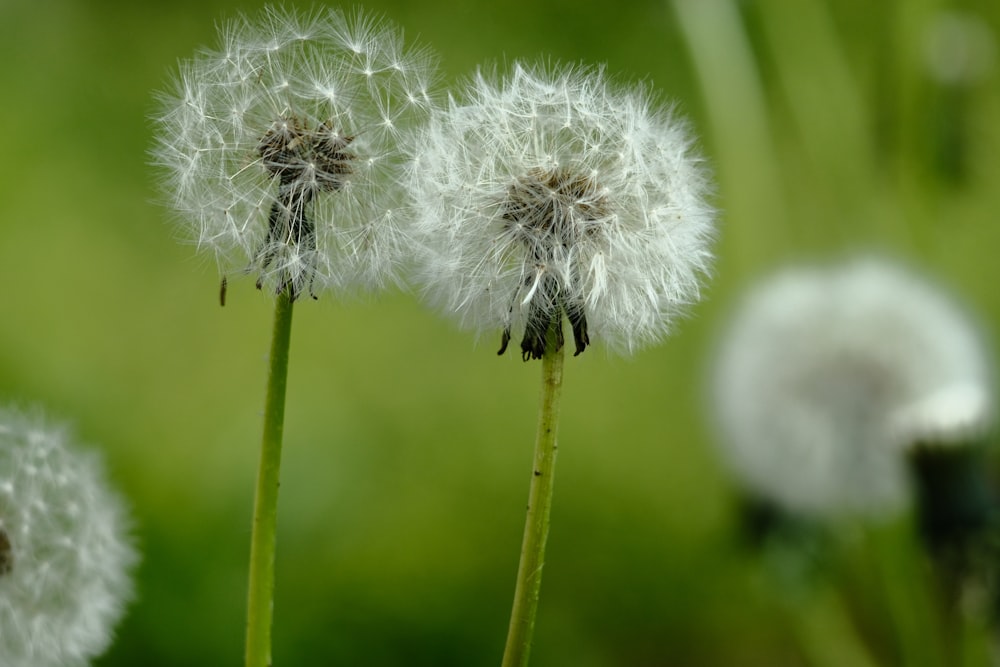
670,0,787,265
867,519,948,667
245,291,295,667
501,322,566,667
788,590,881,667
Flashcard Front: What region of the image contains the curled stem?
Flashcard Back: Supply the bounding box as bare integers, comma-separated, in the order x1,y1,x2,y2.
245,290,295,667
501,320,566,667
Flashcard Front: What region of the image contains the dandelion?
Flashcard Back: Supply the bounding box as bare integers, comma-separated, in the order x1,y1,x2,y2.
0,405,136,667
153,6,436,300
711,258,995,519
407,62,715,359
406,62,715,667
923,10,996,87
152,8,436,667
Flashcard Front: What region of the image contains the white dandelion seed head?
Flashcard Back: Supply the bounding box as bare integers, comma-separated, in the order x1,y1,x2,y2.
406,62,716,357
153,6,438,298
711,258,996,519
0,406,137,667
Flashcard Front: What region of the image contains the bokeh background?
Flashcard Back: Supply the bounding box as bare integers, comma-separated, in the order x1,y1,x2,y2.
1,0,998,664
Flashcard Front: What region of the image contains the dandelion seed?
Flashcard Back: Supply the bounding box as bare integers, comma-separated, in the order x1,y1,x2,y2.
407,62,715,358
153,6,438,300
0,405,137,667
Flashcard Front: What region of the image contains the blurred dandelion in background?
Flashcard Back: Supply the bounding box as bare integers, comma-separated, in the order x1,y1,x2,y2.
708,257,999,665
0,405,136,667
922,10,996,86
710,257,995,520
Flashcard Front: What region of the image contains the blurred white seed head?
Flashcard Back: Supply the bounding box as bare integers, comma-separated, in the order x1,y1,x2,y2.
0,406,137,667
153,6,438,300
711,258,995,519
406,62,716,359
923,10,996,86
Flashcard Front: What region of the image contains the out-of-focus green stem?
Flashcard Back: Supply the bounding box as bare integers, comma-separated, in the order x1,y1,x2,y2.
245,290,295,667
789,590,881,667
501,321,566,667
670,0,787,263
868,519,948,667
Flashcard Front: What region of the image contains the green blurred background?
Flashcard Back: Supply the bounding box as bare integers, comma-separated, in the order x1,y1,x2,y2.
1,0,998,664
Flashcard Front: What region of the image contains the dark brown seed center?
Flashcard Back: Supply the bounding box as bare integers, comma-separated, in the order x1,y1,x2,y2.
502,168,610,250
252,117,356,301
497,168,605,360
258,117,355,192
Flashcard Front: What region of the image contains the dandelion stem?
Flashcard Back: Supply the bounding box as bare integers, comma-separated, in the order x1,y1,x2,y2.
245,290,295,667
501,320,566,667
866,519,948,667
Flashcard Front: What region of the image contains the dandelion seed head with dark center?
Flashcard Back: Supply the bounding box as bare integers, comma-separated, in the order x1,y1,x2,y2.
407,63,716,356
153,7,440,298
497,167,607,360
